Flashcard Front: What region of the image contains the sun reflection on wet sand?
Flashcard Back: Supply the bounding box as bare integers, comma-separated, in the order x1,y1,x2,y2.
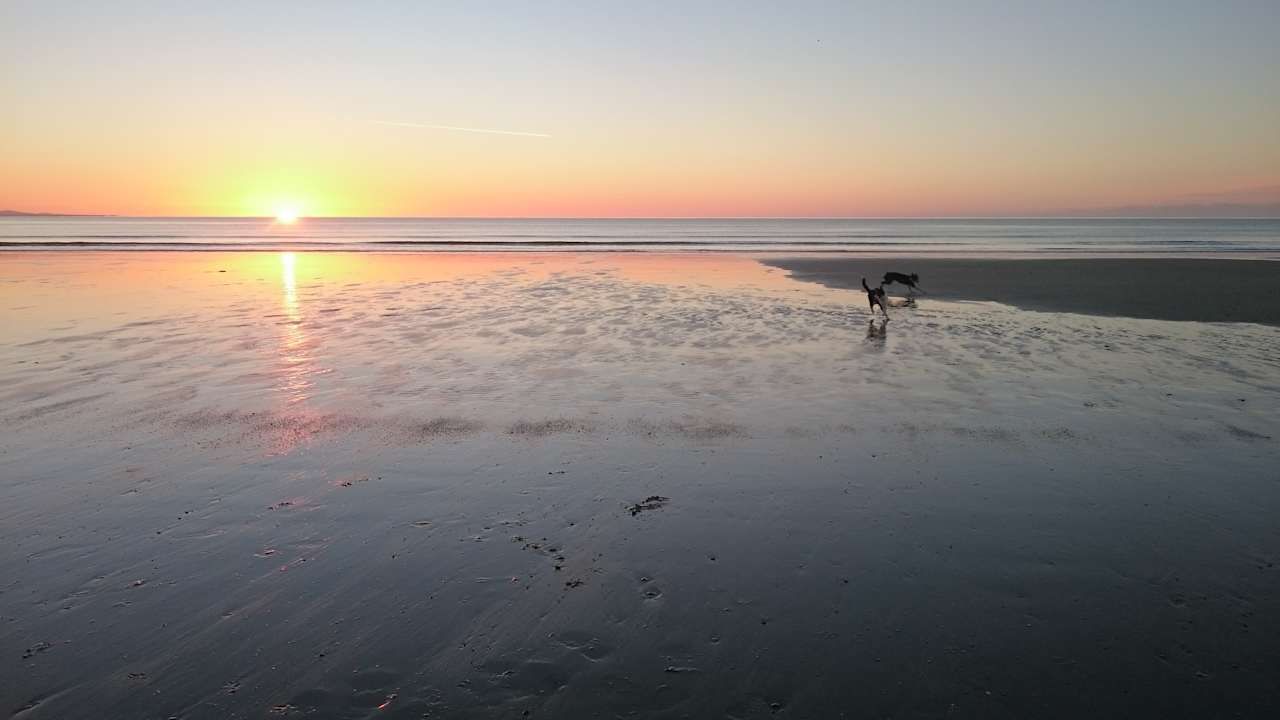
277,251,314,405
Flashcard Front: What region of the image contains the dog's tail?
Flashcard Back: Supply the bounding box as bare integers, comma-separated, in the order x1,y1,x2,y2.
861,277,871,292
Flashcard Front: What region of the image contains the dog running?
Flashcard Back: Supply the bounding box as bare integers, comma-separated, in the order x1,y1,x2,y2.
881,271,924,294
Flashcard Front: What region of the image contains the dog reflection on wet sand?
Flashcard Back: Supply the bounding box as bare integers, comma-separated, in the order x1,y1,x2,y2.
866,318,888,346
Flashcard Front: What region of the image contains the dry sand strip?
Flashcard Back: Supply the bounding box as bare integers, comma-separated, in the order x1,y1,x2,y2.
762,257,1280,325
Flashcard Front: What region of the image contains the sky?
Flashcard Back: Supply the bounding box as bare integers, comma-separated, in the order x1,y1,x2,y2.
2,1,1278,217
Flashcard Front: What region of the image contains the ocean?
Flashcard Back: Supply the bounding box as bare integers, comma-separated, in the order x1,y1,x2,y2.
2,217,1279,255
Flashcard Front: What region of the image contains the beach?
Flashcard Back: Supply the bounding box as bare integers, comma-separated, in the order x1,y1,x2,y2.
2,251,1278,719
765,257,1280,325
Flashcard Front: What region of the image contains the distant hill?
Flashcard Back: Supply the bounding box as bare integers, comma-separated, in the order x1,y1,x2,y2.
1059,186,1280,219
0,210,112,217
1059,202,1280,219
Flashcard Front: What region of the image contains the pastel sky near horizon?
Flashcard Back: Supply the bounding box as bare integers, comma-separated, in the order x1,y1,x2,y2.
2,1,1278,217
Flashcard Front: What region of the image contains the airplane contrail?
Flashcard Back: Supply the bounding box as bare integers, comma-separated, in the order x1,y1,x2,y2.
374,119,551,138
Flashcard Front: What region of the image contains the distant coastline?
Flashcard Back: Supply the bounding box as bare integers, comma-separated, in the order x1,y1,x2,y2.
0,210,114,217
1056,203,1280,219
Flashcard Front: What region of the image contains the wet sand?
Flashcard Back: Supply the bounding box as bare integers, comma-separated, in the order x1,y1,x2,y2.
764,257,1280,325
2,252,1278,719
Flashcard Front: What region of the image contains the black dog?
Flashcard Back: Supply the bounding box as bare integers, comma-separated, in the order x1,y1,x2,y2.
861,278,889,320
882,271,924,294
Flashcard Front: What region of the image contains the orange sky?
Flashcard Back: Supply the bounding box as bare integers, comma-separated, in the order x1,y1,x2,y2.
3,3,1278,217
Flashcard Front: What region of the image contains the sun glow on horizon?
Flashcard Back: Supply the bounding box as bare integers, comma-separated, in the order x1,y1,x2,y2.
3,4,1278,218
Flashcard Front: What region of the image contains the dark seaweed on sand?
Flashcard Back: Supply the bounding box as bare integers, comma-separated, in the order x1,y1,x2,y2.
628,495,669,516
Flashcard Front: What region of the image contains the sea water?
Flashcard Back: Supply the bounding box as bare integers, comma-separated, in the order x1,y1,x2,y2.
3,216,1279,255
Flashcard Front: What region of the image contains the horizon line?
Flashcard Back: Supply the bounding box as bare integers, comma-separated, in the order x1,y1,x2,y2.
5,212,1280,221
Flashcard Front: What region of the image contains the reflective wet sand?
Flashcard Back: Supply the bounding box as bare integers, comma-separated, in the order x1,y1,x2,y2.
2,252,1278,719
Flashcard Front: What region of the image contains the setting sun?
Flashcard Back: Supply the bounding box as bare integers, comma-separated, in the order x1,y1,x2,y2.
274,207,300,224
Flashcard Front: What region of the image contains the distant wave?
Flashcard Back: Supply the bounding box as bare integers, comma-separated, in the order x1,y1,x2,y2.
3,242,1275,256
0,235,1266,243
0,237,1267,246
1,233,994,240
0,239,963,246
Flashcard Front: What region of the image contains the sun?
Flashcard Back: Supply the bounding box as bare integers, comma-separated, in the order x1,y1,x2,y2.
274,206,300,224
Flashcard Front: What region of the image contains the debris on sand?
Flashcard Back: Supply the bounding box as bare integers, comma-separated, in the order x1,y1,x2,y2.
22,641,52,659
629,496,670,516
565,579,585,588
